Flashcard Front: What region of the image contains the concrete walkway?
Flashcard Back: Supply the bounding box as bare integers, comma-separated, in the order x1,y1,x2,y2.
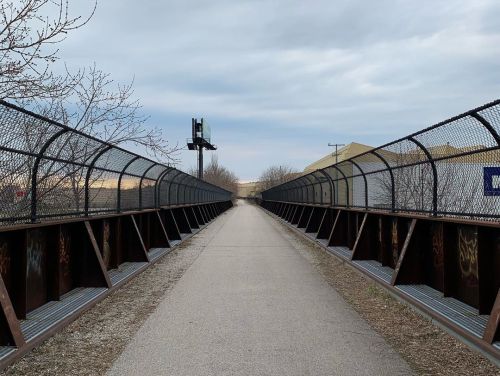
107,200,413,376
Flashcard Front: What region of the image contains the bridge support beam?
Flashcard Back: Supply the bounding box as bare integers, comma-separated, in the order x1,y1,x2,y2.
0,201,233,370
260,200,500,362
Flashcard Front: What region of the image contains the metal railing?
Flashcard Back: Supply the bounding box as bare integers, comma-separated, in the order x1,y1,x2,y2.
262,100,500,221
0,100,232,224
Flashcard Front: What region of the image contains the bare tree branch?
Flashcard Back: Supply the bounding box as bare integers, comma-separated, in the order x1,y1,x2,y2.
0,0,96,100
190,155,238,193
258,165,300,191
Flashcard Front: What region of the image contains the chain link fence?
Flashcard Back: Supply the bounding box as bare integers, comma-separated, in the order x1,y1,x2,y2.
0,100,232,224
262,100,500,220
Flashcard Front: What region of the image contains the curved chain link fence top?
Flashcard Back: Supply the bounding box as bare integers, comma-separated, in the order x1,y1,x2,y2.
262,99,500,221
0,100,232,225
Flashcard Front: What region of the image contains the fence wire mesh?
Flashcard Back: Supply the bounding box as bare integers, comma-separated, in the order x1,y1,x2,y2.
0,100,232,225
262,100,500,221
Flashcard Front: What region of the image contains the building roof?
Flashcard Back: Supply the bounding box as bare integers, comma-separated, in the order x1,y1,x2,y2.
303,141,499,173
303,142,374,173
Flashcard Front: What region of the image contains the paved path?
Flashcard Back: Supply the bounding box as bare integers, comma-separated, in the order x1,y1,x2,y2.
107,200,413,376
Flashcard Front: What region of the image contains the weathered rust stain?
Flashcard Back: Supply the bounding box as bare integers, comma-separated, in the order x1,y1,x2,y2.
58,226,74,295
59,230,70,265
0,240,10,279
27,230,45,277
102,220,111,268
391,219,399,266
378,217,383,243
431,223,444,269
458,227,479,280
26,229,47,311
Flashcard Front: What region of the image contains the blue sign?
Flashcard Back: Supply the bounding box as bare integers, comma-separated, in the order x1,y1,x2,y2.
484,167,500,196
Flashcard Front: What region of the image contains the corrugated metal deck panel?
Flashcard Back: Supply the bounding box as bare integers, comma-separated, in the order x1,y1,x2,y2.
0,347,16,359
170,240,181,247
109,262,148,286
25,288,87,322
317,239,329,247
21,287,107,342
149,247,170,262
396,285,489,338
327,246,353,261
352,260,393,284
303,232,317,242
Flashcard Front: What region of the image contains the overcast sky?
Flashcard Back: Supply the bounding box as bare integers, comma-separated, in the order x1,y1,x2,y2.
59,0,500,181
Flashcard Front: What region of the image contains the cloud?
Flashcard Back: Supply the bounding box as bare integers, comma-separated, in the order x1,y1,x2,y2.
52,0,500,179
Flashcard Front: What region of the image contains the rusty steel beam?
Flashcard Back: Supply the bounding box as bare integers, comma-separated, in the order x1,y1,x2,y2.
155,212,171,247
261,202,500,362
484,290,500,344
129,216,150,263
85,221,113,289
328,210,344,247
0,201,233,371
391,219,418,286
0,276,24,347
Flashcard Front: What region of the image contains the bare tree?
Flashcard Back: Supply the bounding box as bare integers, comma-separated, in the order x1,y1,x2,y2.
372,149,494,216
0,0,96,100
258,165,299,191
190,155,238,193
0,2,184,218
34,65,180,160
25,65,182,213
0,64,182,219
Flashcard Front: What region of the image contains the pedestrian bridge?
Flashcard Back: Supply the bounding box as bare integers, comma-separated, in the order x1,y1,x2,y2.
0,99,498,372
108,200,412,375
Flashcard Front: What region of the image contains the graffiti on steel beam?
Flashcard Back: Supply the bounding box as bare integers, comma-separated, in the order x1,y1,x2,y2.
59,229,70,268
458,227,479,280
59,227,72,294
27,229,47,310
27,230,45,277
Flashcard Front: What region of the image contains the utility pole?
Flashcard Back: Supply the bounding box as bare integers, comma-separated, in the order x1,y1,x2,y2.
328,143,345,206
328,143,345,164
198,144,204,179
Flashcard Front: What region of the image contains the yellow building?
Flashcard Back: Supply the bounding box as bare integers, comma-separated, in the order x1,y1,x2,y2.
303,142,374,173
237,181,260,198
